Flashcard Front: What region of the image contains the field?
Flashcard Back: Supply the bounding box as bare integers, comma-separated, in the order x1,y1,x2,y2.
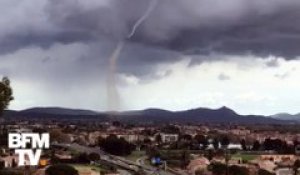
126,151,146,161
232,153,258,161
72,164,102,175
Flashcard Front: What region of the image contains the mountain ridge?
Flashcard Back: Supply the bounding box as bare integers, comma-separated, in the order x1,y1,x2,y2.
271,113,300,121
20,107,99,116
2,106,296,124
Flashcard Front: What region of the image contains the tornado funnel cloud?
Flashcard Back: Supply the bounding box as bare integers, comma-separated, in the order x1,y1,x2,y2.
107,41,124,111
127,0,158,39
106,0,158,111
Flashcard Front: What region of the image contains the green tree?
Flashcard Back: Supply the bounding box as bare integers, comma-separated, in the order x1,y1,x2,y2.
221,136,230,149
252,140,261,151
258,169,275,175
46,164,78,175
0,77,13,116
220,136,231,175
88,153,100,162
50,129,71,143
293,159,300,175
228,165,249,175
204,149,214,161
155,134,162,144
75,153,89,163
0,161,4,170
209,163,227,175
213,138,219,150
195,134,208,149
181,150,190,169
195,168,205,175
99,135,135,156
143,138,152,144
240,139,247,150
180,134,193,141
146,147,160,159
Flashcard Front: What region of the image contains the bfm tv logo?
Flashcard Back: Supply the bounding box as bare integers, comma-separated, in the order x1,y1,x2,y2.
8,133,50,166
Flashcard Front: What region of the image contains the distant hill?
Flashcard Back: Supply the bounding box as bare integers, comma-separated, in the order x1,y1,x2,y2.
21,107,99,116
3,108,107,121
117,106,288,124
2,106,295,124
271,113,300,121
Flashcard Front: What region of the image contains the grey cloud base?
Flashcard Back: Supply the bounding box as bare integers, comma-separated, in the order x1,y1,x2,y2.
1,0,300,62
44,0,300,59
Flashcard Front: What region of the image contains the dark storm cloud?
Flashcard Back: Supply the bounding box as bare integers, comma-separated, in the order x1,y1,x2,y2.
42,0,300,59
0,31,94,55
117,43,180,76
1,0,300,77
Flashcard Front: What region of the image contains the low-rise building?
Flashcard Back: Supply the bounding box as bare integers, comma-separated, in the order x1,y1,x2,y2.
160,133,179,143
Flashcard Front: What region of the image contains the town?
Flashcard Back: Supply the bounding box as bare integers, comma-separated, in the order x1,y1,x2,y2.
1,119,300,175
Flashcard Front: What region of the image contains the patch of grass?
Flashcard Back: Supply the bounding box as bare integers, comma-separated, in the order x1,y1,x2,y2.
232,154,258,161
126,151,146,161
71,164,102,174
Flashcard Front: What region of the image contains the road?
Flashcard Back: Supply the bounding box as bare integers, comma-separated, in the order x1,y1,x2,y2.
53,143,181,175
136,156,147,165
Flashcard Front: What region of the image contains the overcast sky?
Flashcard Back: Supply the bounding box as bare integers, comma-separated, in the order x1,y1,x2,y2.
1,0,300,115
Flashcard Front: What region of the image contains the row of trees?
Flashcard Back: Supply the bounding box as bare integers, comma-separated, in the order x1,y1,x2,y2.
156,132,297,154
0,77,13,117
46,164,78,175
0,77,13,150
251,138,295,153
207,160,300,175
154,133,231,150
209,163,249,175
98,134,136,156
208,163,275,175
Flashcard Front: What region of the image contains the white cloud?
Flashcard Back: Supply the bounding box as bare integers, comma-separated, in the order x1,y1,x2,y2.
120,54,300,115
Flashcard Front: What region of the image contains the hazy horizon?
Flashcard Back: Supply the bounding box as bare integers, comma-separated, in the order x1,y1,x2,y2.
7,104,299,116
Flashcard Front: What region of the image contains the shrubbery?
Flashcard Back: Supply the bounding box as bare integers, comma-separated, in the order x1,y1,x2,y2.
46,164,78,175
